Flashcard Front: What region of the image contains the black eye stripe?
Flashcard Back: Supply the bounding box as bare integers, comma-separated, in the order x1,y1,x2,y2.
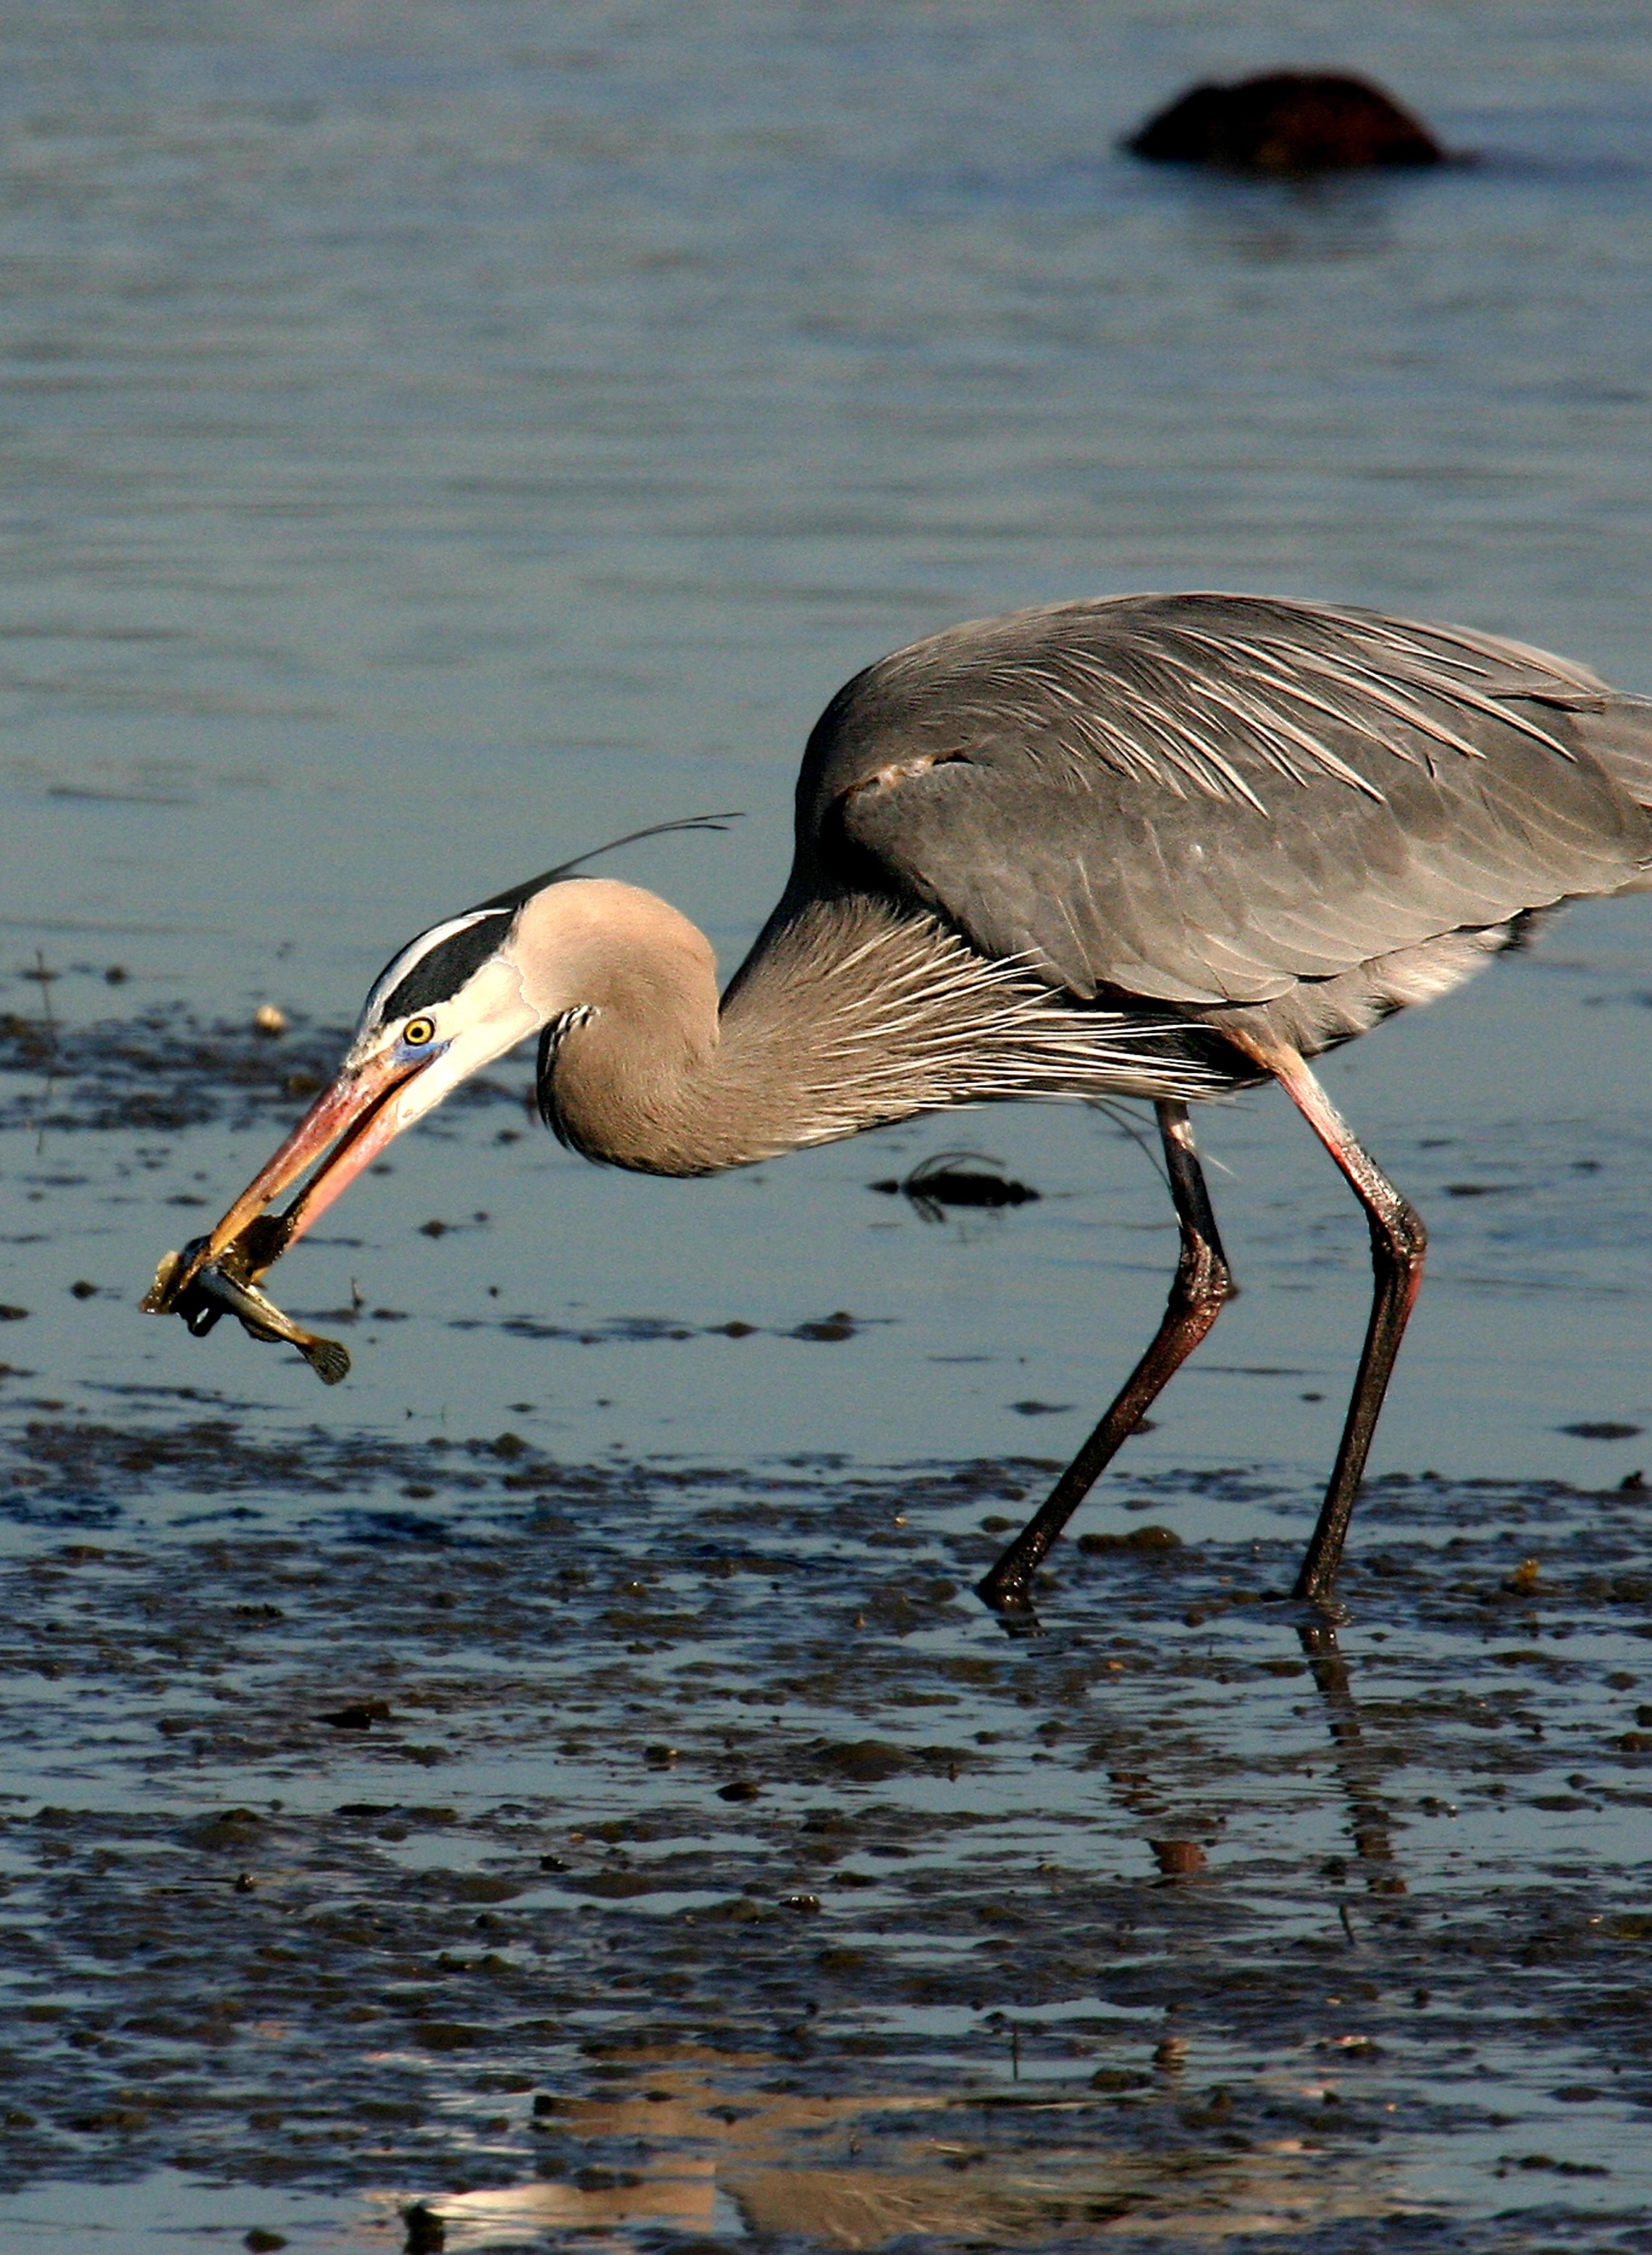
377,912,512,1020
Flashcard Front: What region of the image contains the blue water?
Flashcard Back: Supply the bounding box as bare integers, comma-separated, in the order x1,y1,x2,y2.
5,1,1652,1493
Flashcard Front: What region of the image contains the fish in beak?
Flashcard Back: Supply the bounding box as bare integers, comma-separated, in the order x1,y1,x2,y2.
164,1045,433,1302
138,1007,451,1376
145,900,548,1326
144,1238,353,1385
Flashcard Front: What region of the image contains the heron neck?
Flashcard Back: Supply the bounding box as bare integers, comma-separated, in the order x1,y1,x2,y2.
543,896,1034,1176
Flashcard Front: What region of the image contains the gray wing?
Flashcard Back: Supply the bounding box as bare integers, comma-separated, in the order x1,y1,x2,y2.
800,595,1652,1005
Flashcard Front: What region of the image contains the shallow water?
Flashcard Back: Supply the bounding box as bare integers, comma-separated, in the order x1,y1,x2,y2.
0,1433,1649,2252
1,1,1651,2247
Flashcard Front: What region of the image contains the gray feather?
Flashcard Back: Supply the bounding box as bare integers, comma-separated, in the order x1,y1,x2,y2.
795,595,1652,1007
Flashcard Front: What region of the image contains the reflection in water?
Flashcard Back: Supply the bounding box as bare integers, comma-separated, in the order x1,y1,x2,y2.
1104,1619,1408,1899
1176,174,1403,266
386,2059,1411,2251
385,1646,1422,2252
1299,1622,1408,1898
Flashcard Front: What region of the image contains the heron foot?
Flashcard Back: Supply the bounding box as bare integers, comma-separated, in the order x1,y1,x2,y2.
1251,1586,1351,1626
973,1568,1046,1636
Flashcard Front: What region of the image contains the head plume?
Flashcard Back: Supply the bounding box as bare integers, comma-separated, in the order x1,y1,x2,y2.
359,812,742,1034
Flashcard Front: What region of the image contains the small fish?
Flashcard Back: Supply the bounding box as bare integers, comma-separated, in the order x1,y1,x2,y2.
143,1242,351,1386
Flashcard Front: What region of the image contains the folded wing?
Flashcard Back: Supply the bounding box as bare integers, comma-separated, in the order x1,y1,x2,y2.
802,595,1652,1005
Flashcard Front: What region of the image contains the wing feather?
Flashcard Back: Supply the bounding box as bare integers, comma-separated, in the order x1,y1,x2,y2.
798,595,1652,1006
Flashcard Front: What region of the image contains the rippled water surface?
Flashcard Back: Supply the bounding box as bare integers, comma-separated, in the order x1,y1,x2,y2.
1,3,1651,2248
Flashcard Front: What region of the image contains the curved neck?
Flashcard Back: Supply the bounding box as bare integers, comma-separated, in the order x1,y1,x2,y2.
540,895,1042,1176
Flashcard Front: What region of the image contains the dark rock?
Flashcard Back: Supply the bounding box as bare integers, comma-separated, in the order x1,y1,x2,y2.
1150,1838,1207,1876
1126,72,1447,175
812,1739,910,1783
318,1699,394,1729
1078,1523,1182,1554
414,2021,482,2052
572,1873,663,1899
402,2204,446,2254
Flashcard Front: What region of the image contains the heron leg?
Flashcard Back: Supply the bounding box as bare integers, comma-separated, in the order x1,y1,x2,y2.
1246,1039,1427,1607
976,1100,1234,1615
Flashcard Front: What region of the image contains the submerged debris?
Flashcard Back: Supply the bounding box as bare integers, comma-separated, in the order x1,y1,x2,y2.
870,1150,1041,1222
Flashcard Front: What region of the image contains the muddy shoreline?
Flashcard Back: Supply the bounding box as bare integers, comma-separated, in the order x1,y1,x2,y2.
1,1407,1648,2248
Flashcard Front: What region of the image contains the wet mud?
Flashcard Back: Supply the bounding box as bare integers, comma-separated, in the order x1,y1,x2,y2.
0,1005,518,1140
0,1410,1648,2251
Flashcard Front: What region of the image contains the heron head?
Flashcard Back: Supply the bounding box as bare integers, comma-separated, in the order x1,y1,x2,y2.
173,897,541,1292
171,871,720,1298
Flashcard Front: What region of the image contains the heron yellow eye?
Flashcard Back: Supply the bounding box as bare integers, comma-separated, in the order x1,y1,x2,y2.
403,1016,437,1047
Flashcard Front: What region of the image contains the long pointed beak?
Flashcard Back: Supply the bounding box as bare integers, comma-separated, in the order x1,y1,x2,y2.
163,1047,427,1304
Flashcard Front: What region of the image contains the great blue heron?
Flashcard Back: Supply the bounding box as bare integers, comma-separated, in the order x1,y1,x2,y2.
167,594,1652,1612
